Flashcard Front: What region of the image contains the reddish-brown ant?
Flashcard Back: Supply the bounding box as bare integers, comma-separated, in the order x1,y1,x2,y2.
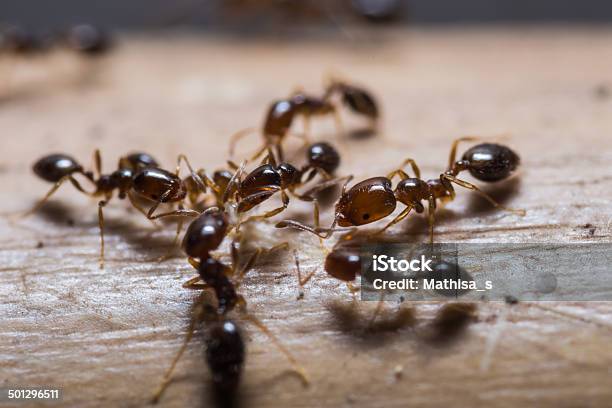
25,151,211,268
230,91,342,162
277,137,524,243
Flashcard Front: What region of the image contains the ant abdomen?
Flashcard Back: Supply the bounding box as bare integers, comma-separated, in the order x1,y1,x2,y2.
132,168,186,202
324,247,361,281
182,211,229,258
461,143,520,182
264,99,295,138
206,320,245,394
336,177,396,227
33,154,84,182
341,85,378,120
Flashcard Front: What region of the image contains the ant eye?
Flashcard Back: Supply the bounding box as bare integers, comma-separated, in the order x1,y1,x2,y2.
362,213,370,220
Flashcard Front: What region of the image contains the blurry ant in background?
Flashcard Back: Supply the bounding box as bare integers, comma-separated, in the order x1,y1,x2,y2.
229,91,341,162
323,77,380,135
277,137,524,243
0,23,111,56
24,151,209,268
230,77,379,162
152,208,308,404
1,24,112,99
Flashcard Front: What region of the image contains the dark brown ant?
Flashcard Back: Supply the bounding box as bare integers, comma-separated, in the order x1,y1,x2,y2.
222,144,347,231
25,151,209,268
0,25,49,54
230,91,342,162
277,137,524,243
63,24,112,55
152,226,308,403
324,78,379,132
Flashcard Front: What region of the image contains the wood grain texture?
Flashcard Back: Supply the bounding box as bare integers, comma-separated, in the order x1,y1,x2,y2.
1,27,611,408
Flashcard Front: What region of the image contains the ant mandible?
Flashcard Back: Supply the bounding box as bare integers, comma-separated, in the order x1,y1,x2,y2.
26,150,212,268
277,137,524,243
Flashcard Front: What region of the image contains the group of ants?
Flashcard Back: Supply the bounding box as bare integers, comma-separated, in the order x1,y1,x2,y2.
22,77,524,405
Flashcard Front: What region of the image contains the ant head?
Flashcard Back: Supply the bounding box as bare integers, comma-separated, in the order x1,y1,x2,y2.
307,142,340,174
277,163,300,188
336,177,396,227
324,247,361,281
394,178,428,207
182,210,229,258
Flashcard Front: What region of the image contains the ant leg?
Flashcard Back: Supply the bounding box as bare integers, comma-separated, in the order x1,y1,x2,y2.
187,257,200,269
176,154,211,195
151,291,208,404
229,127,257,158
233,247,261,288
375,205,413,236
442,174,526,215
182,276,209,290
222,160,247,204
126,192,159,229
387,158,421,180
332,108,345,139
242,313,309,386
148,208,201,220
97,200,107,269
22,175,90,217
155,205,187,263
447,136,482,171
93,149,102,178
294,250,317,299
427,196,436,245
249,144,270,163
239,190,289,225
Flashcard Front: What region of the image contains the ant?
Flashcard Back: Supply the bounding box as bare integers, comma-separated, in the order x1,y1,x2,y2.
152,209,308,404
230,78,378,161
229,91,342,162
222,143,346,231
25,151,210,268
276,137,524,243
63,24,112,55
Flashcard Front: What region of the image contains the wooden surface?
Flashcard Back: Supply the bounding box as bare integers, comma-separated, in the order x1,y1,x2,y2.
1,27,612,408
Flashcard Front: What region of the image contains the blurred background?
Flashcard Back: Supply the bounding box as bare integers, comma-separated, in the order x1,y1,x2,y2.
3,0,612,33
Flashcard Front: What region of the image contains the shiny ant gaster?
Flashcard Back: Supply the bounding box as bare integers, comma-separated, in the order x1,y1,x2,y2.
277,137,524,243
